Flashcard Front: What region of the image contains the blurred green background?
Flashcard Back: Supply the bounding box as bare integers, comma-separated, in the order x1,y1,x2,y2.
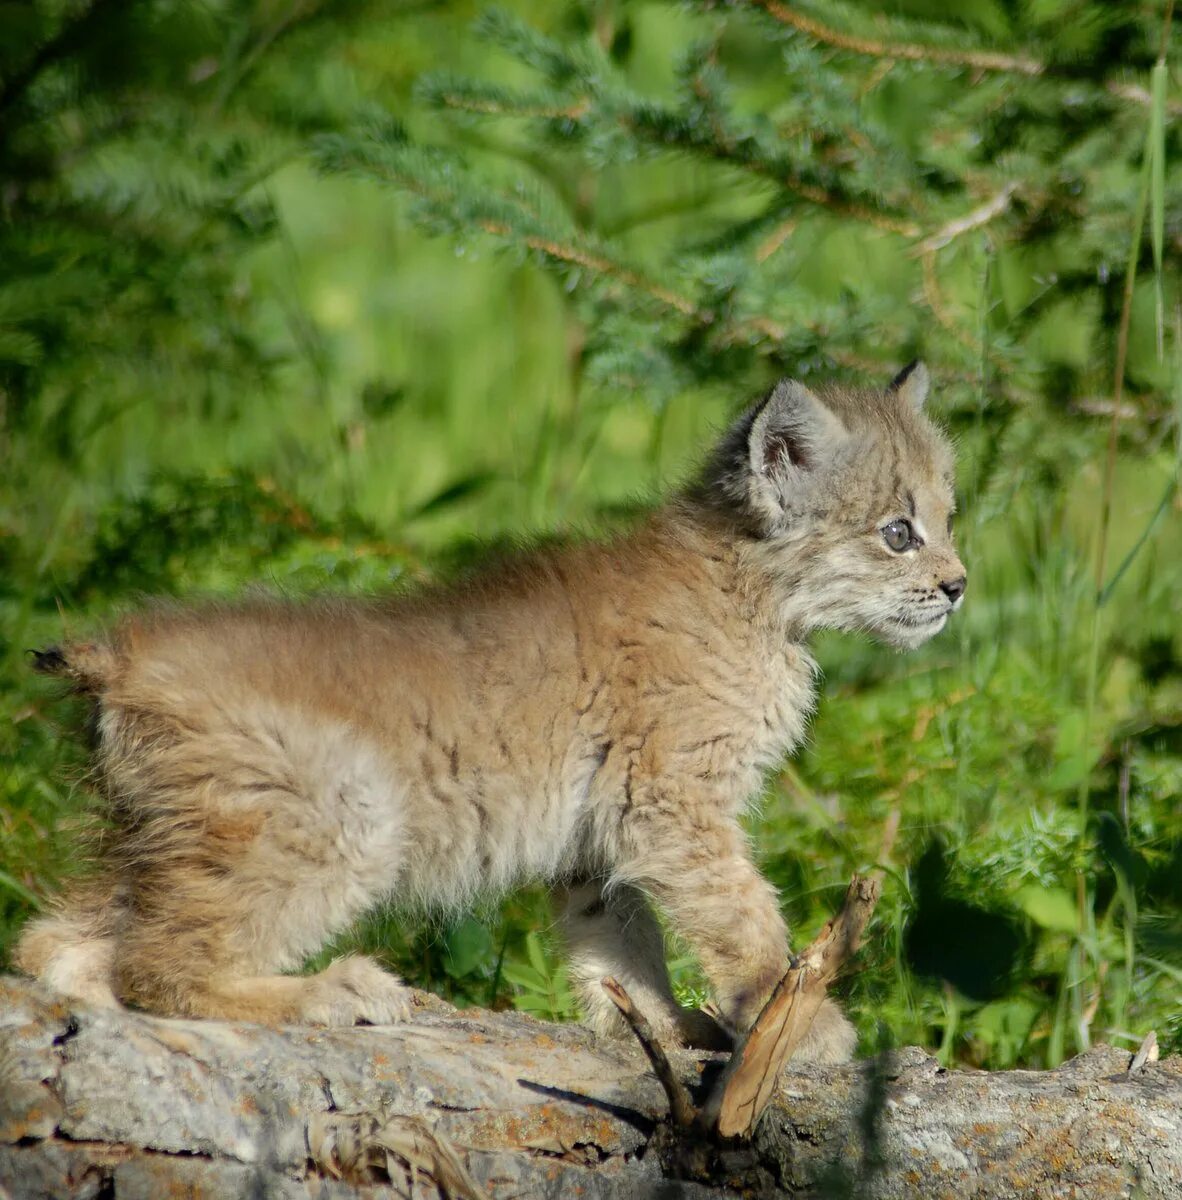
1,0,1179,1069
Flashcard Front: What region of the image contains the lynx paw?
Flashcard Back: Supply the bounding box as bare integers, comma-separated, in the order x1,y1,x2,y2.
672,1004,734,1052
303,956,413,1026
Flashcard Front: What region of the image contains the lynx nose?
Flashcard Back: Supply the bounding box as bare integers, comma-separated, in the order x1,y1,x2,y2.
939,576,966,604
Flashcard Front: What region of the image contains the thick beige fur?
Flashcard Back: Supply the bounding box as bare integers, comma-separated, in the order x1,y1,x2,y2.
16,363,964,1064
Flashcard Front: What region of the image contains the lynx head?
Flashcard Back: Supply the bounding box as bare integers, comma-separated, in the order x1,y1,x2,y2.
702,362,965,649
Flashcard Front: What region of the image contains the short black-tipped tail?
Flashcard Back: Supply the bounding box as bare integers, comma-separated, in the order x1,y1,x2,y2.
29,646,69,675
28,642,118,691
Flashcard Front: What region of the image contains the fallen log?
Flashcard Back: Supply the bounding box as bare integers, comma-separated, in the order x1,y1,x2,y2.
2,970,1180,1199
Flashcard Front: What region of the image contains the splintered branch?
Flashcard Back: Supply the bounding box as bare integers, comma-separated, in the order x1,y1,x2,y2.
601,976,697,1130
700,875,882,1139
602,876,881,1145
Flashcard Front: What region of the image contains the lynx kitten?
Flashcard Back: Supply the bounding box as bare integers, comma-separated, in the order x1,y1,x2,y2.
18,362,964,1063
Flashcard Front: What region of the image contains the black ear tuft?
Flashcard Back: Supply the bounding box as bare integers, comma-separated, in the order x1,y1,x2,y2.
890,360,921,390
889,360,930,411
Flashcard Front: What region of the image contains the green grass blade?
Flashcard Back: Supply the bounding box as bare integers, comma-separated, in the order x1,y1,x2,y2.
1150,59,1167,357
0,869,42,909
1098,476,1178,607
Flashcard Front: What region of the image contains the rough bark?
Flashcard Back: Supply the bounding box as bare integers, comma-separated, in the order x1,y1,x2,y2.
1,975,1178,1200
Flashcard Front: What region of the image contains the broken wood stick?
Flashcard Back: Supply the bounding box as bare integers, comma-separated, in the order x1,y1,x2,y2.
700,874,882,1139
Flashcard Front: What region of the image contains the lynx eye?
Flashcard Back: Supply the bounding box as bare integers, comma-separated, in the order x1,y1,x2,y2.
882,519,915,552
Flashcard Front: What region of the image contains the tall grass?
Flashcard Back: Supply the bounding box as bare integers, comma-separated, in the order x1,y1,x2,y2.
1064,1,1178,1064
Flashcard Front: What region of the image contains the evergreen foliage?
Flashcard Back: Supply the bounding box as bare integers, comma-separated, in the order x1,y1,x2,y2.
2,0,1180,1069
319,0,1178,411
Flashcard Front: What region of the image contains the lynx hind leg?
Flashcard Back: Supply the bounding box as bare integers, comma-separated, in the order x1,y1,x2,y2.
794,996,858,1064
99,699,413,1026
556,879,731,1051
14,879,122,1009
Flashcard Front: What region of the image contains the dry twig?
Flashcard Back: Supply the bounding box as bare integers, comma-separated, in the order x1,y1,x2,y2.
307,1109,488,1200
600,976,697,1129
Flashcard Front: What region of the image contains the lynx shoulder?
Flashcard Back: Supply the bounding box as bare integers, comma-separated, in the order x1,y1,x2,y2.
17,362,964,1064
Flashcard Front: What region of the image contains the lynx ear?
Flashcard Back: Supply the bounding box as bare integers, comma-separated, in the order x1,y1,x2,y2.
748,380,847,512
889,360,930,411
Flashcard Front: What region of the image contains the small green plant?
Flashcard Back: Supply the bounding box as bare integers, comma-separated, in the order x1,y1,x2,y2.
500,932,578,1022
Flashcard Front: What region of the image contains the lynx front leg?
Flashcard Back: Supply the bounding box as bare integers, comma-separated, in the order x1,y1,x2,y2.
616,801,856,1063
555,879,731,1050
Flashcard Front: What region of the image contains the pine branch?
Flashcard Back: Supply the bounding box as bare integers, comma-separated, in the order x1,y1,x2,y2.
210,0,327,112
749,0,1044,76
316,126,985,384
433,90,590,121
737,0,1181,115
485,224,704,317
912,183,1018,255
421,75,590,122
920,250,981,356
0,0,123,122
316,133,706,319
424,53,925,238
472,7,595,85
621,103,925,235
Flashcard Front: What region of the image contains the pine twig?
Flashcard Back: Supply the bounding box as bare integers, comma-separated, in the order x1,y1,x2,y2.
783,177,920,237
438,90,922,237
755,218,797,262
750,0,1043,75
912,183,1017,255
600,977,697,1130
436,91,591,121
743,0,1182,114
699,875,882,1140
502,228,705,318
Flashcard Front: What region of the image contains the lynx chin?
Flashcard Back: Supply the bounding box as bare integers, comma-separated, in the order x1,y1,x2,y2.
18,361,964,1065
